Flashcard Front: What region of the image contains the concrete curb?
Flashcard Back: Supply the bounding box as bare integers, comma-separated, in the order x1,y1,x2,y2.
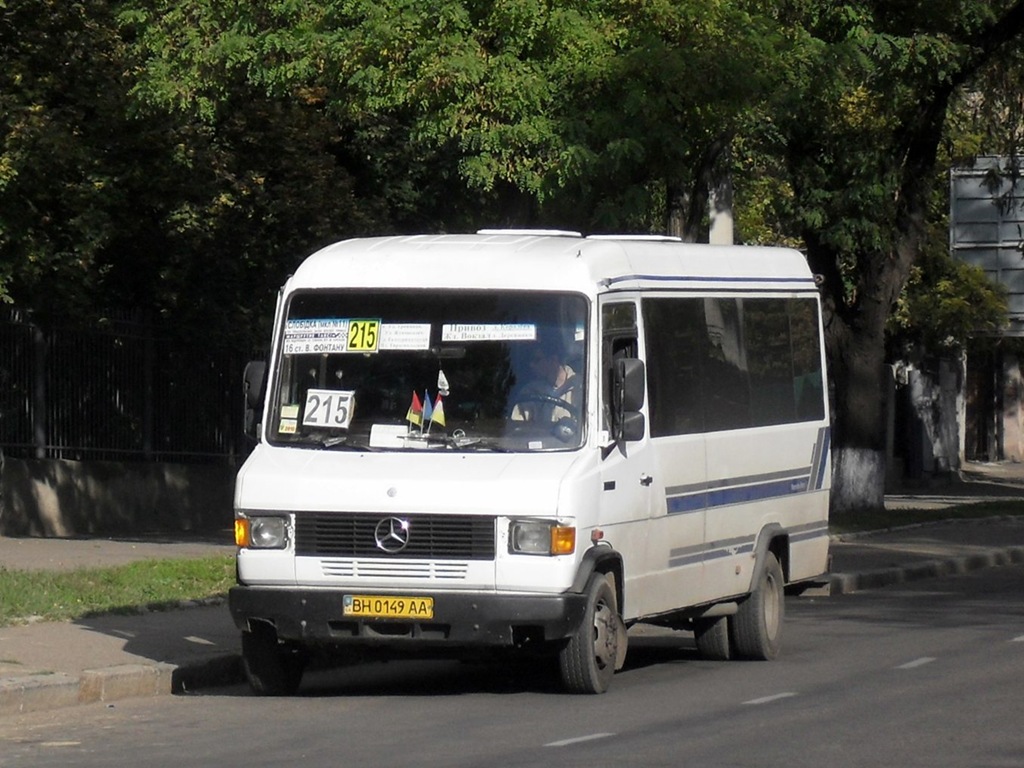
829,545,1024,595
0,653,243,717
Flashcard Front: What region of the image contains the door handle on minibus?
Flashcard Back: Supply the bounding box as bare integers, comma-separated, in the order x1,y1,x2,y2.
639,473,653,486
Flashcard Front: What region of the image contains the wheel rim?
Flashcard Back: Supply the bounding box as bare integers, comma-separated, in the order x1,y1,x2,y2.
593,598,618,671
763,569,781,640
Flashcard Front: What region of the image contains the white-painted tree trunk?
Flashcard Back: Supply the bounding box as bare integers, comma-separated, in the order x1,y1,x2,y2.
830,446,886,514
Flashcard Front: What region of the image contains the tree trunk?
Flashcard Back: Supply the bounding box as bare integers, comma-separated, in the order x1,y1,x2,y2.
831,445,887,513
709,163,734,245
789,3,1024,514
665,136,730,241
827,319,890,512
665,179,690,240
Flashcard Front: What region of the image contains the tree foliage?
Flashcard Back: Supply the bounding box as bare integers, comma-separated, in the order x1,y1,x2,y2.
2,0,497,338
0,0,131,311
123,0,792,235
5,0,1024,510
749,1,1024,511
893,252,1008,350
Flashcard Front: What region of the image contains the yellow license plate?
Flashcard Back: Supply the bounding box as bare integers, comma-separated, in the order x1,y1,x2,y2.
343,594,434,620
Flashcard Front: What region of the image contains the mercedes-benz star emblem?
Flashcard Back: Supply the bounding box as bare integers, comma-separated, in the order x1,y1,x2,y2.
374,517,411,554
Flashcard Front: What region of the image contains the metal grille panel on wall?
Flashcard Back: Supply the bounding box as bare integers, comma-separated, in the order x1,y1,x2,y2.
950,155,1024,336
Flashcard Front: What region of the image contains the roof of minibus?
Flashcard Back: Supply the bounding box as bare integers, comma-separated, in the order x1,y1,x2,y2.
286,232,816,294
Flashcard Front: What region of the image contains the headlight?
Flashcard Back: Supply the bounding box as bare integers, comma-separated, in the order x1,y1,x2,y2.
509,521,576,556
235,515,290,549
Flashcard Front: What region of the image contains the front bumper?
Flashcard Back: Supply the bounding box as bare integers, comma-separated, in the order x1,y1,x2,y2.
229,585,588,649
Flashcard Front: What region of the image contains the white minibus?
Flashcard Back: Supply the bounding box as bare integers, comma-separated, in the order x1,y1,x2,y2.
230,231,831,694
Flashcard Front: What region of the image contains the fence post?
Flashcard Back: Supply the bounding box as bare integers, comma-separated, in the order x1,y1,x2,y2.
32,324,46,459
144,313,154,457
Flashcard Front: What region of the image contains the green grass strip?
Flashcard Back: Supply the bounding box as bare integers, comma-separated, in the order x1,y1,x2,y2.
0,554,235,627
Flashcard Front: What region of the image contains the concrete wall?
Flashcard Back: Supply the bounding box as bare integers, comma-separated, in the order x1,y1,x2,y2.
0,457,236,537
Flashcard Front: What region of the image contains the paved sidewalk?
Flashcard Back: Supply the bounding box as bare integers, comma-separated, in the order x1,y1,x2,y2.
0,536,239,717
0,534,232,573
827,515,1024,594
0,461,1022,716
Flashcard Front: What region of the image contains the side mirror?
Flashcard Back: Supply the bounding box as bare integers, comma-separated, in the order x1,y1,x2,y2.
613,357,646,442
618,410,646,442
243,360,267,440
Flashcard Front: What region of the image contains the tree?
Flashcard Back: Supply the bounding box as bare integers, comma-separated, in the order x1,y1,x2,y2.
0,0,133,312
2,0,444,341
889,228,1008,355
33,0,1024,512
124,0,792,237
533,1,788,238
0,0,309,334
764,1,1024,511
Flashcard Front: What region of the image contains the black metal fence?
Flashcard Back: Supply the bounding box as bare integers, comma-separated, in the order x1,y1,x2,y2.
0,308,249,464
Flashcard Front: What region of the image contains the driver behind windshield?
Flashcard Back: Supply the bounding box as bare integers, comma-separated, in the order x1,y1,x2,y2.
510,337,577,422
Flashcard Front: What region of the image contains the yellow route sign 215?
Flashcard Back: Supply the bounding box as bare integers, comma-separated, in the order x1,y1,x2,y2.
346,319,380,352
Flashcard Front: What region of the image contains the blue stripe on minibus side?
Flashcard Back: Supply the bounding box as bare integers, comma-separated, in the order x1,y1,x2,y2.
664,428,832,515
666,472,812,515
813,427,831,490
666,522,829,569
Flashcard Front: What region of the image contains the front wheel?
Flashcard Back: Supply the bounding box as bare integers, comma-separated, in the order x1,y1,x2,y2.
559,572,623,694
241,622,307,695
730,551,784,660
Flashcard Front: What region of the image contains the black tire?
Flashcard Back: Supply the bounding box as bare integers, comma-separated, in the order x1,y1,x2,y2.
693,616,731,661
559,573,622,694
730,551,784,660
241,622,307,696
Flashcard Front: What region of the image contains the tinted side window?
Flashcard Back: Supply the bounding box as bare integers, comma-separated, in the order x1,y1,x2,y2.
788,299,826,421
701,298,751,431
642,297,824,436
642,299,707,437
744,297,826,424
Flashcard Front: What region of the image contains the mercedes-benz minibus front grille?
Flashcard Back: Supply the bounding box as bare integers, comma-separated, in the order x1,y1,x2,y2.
293,512,496,560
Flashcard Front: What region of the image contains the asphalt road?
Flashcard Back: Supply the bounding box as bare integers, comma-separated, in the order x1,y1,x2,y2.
1,564,1023,768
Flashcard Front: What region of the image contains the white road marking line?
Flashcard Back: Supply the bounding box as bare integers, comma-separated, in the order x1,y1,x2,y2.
545,733,615,748
742,692,798,705
1012,635,1024,643
184,635,216,646
897,657,936,669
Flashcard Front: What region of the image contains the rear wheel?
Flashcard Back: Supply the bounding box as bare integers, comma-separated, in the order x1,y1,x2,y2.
730,551,784,660
559,573,622,694
693,616,731,661
241,622,307,695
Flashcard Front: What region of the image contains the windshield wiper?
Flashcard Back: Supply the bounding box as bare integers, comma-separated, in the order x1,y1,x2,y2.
446,432,513,452
307,431,511,453
316,436,377,451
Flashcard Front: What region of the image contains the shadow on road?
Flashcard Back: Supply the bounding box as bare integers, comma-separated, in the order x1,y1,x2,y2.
195,627,706,699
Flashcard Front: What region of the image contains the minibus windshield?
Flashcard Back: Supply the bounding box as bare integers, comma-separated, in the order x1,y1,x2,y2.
268,289,588,452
